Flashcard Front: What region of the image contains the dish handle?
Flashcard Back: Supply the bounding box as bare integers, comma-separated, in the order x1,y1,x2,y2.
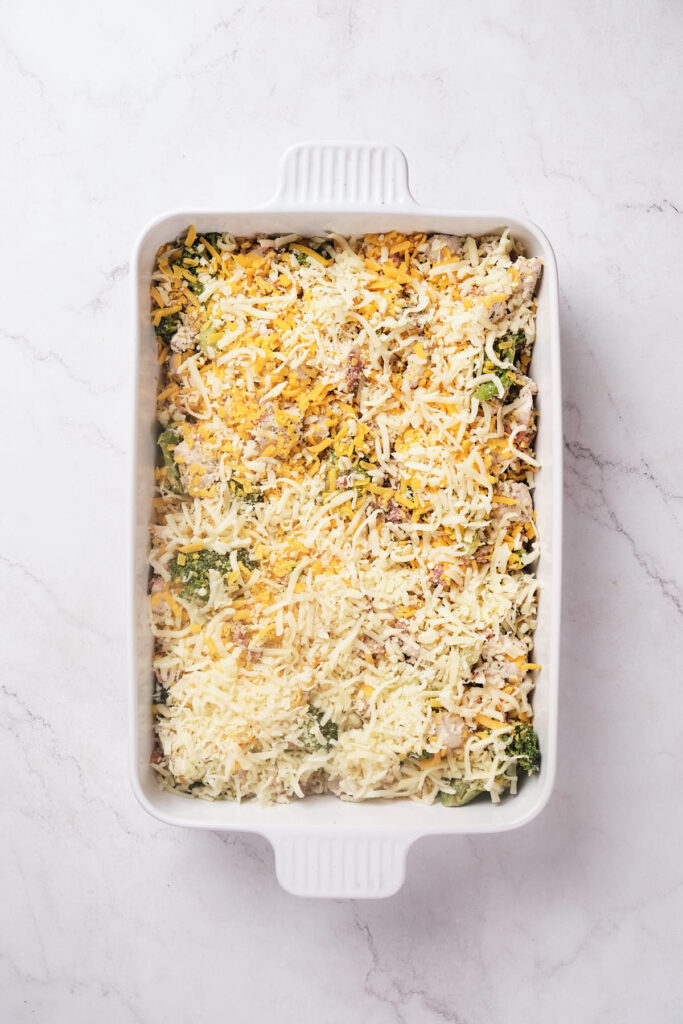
266,830,416,898
268,142,418,210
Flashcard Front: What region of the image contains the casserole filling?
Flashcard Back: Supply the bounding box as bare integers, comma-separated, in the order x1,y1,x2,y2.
148,228,542,805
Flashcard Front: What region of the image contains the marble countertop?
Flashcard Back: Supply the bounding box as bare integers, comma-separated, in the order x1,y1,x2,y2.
4,1,682,1020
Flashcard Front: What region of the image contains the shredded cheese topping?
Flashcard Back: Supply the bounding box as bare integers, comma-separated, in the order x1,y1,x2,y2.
149,228,542,805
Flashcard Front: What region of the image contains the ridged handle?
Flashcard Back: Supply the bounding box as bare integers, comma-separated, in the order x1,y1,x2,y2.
268,832,414,898
271,142,416,209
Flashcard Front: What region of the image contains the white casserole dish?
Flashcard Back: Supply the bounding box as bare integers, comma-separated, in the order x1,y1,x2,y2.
130,142,562,898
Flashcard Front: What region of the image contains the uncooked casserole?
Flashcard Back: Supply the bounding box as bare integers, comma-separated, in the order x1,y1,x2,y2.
148,226,543,806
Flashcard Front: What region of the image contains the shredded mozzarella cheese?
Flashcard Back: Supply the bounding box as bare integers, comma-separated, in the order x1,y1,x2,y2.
148,229,542,805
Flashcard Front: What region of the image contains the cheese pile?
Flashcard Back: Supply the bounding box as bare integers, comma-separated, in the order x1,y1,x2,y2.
148,228,542,804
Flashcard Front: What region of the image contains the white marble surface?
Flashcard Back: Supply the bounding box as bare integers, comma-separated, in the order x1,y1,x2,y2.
3,1,683,1020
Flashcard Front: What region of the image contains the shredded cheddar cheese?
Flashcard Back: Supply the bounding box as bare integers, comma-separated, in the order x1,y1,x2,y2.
148,227,542,806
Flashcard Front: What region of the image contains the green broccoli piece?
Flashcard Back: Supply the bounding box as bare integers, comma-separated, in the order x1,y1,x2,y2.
309,240,335,262
154,684,170,706
236,549,259,572
169,548,258,602
508,723,541,774
158,426,183,494
440,780,486,807
294,251,308,266
494,329,526,361
474,368,515,402
229,479,264,505
474,331,527,402
301,706,338,752
181,232,222,264
155,313,180,344
401,748,431,764
474,380,502,402
169,549,231,601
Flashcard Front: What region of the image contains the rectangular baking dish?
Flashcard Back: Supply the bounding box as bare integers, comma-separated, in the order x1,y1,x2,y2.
130,142,562,898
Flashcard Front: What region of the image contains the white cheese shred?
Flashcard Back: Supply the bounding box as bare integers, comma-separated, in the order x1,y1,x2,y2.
148,229,542,806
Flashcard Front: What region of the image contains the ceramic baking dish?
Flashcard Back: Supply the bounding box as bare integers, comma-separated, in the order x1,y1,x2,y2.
129,142,562,898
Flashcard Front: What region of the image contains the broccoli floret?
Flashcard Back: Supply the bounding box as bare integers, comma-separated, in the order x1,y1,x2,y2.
440,780,485,807
181,232,222,264
494,329,526,361
229,479,264,505
158,426,183,494
291,242,334,266
401,749,431,764
155,313,180,344
169,548,258,602
301,706,338,752
474,379,502,402
154,684,170,706
236,549,259,572
169,549,231,601
310,241,335,262
474,368,516,402
508,723,541,774
181,246,200,263
474,331,527,402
